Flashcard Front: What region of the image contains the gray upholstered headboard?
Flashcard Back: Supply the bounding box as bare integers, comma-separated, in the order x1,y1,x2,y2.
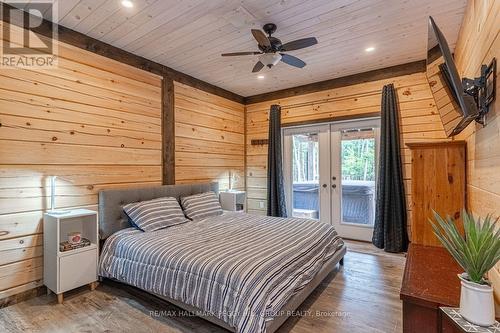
98,182,219,239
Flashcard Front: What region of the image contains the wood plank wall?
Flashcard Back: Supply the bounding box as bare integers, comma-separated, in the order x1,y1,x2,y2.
453,0,500,311
174,82,245,190
245,71,449,237
0,22,162,301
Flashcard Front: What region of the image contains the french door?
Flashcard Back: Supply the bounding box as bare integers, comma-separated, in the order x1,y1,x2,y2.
283,118,380,242
283,125,331,224
330,119,380,241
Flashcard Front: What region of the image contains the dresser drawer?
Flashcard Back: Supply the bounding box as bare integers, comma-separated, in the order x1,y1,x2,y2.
59,248,97,292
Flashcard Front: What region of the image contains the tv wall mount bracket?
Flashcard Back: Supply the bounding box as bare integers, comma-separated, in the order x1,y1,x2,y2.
462,57,496,126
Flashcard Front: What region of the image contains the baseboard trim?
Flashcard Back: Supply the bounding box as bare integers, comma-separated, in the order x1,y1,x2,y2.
0,286,46,309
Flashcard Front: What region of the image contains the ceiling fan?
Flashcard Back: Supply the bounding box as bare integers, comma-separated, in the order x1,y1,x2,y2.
221,23,318,72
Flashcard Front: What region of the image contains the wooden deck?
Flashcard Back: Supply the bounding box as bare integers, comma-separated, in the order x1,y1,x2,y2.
0,240,405,333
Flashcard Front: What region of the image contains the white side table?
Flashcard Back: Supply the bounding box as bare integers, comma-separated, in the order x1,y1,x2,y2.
220,191,246,212
43,209,99,304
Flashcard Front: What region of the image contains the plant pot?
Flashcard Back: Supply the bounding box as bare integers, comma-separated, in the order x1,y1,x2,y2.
458,273,495,326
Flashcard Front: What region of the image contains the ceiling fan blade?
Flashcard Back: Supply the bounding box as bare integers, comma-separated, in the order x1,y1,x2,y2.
252,61,265,73
280,53,306,68
281,37,318,51
251,29,271,48
221,51,261,56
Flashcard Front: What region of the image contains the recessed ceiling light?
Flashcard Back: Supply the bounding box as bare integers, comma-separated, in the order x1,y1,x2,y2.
257,75,265,79
121,0,134,8
365,46,375,52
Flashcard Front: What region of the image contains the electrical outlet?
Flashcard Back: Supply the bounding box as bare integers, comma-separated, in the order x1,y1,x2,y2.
259,201,265,209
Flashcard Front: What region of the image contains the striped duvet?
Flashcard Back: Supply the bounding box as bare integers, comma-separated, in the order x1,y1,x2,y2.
99,212,344,333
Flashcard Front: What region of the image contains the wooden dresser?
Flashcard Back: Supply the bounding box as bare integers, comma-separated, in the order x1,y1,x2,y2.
400,244,461,332
407,141,466,246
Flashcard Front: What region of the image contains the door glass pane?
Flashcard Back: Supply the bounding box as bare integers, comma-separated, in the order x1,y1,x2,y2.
340,128,376,225
291,133,319,220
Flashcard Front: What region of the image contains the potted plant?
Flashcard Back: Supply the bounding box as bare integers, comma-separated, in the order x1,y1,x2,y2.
430,210,500,326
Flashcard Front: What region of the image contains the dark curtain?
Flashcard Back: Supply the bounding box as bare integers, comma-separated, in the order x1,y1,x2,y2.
372,84,409,252
267,105,287,217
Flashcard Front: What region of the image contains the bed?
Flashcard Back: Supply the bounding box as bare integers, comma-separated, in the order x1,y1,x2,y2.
98,182,346,333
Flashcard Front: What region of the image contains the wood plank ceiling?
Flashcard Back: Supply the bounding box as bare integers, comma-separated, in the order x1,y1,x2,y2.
24,0,466,96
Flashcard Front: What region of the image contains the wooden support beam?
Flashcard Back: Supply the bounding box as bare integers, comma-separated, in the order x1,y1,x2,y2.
244,60,426,104
162,76,175,185
282,112,382,128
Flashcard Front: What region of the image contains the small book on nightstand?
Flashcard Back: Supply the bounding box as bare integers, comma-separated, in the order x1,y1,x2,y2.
59,237,91,252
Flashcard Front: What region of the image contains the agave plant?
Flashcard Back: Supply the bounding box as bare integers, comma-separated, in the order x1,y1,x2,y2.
429,210,500,285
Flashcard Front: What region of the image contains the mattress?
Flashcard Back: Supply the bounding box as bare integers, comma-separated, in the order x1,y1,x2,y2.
99,212,344,333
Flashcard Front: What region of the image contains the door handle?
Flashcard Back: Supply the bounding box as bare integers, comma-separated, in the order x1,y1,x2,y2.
322,184,327,188
332,184,337,189
332,176,337,180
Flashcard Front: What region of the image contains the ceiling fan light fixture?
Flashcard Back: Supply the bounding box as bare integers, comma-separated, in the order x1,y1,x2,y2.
259,53,282,68
221,23,316,73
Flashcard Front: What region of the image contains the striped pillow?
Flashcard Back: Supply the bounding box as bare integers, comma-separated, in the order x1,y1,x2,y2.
123,197,188,232
181,191,223,220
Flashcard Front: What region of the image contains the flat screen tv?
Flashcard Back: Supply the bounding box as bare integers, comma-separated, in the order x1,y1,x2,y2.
426,16,479,137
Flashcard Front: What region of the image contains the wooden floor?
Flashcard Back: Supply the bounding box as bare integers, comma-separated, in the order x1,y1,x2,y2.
0,241,406,333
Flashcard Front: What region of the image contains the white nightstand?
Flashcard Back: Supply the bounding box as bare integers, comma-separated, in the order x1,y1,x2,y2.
220,191,246,212
43,209,98,304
